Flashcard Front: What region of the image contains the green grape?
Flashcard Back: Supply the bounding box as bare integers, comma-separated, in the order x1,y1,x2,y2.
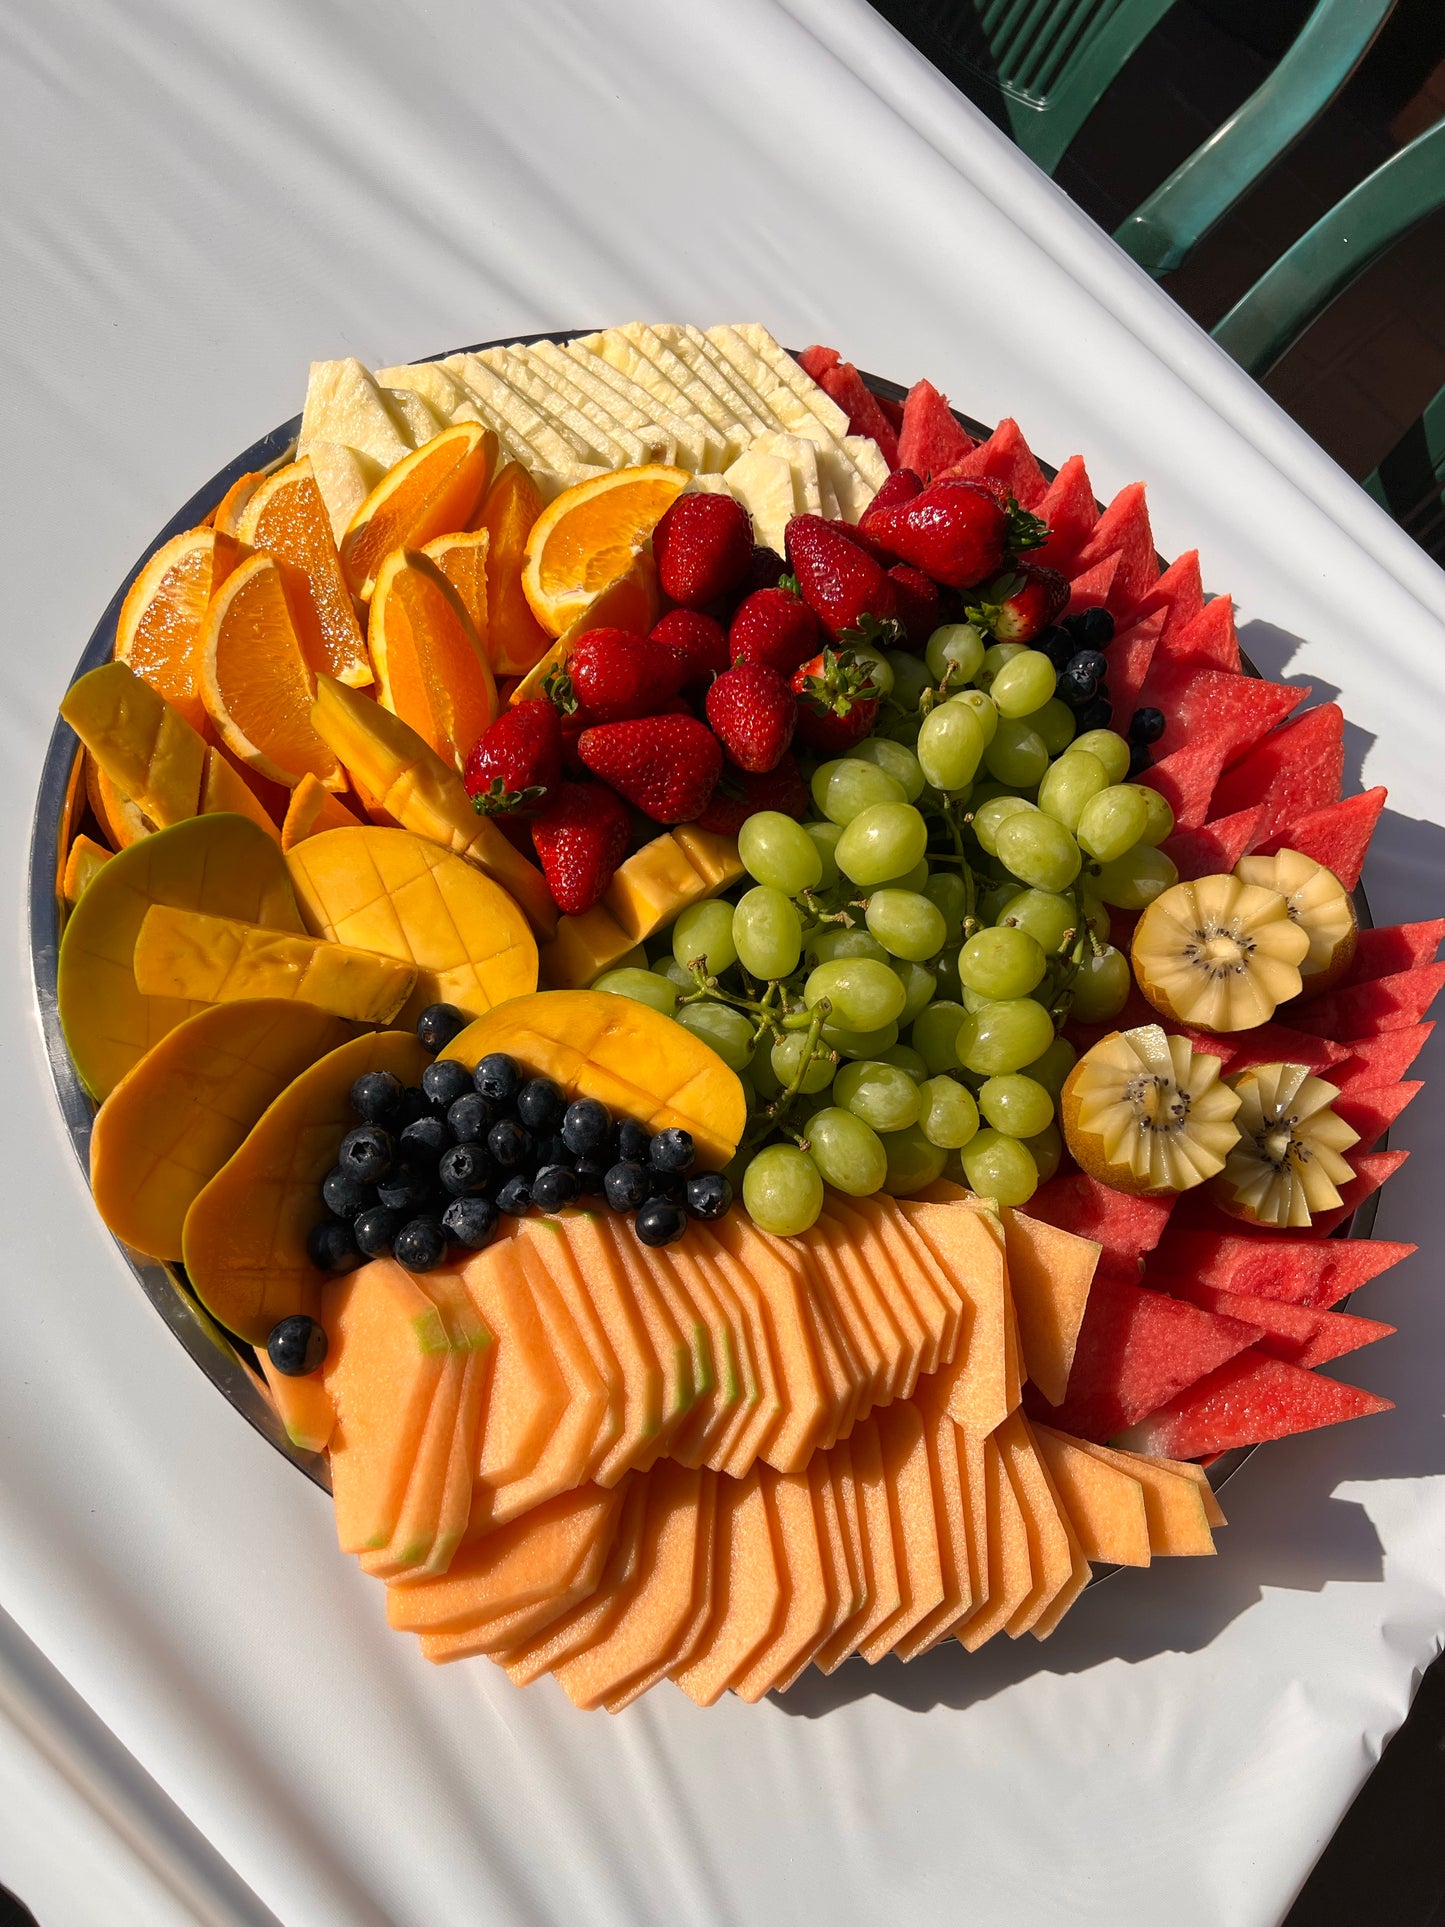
1071,944,1131,1021
991,649,1056,719
978,640,1027,689
895,959,938,1025
888,650,934,712
865,888,947,962
917,1075,980,1149
614,943,649,971
805,818,844,887
743,1144,824,1235
847,641,895,697
833,1059,922,1132
1072,728,1130,784
655,956,695,993
917,701,985,792
882,856,932,893
1024,1121,1063,1183
959,1129,1038,1206
673,898,738,976
975,879,1018,927
1091,844,1178,909
1076,784,1150,863
961,985,998,1013
807,924,890,966
1030,696,1076,757
973,794,1036,856
1083,894,1111,944
805,1107,888,1196
880,1044,929,1082
947,687,999,747
978,1073,1054,1137
1037,747,1109,831
911,999,967,1074
924,871,969,943
958,923,1047,999
925,622,985,685
811,758,906,825
1134,783,1175,847
835,802,928,887
732,886,803,980
1024,1034,1075,1100
674,1002,756,1071
804,957,907,1030
738,811,823,893
592,967,679,1015
994,810,1082,891
881,1122,948,1195
852,736,925,801
956,997,1055,1075
998,888,1076,954
821,1018,899,1059
983,717,1049,788
770,1029,837,1093
751,1041,783,1098
932,948,964,1000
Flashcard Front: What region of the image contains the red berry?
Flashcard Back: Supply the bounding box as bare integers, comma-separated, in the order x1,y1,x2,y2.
886,563,942,646
529,781,631,915
692,753,809,836
728,586,821,677
649,608,729,686
741,544,787,594
705,662,797,775
967,563,1069,644
864,468,924,520
463,700,563,816
552,627,683,724
577,713,723,823
651,493,754,608
790,647,882,756
783,514,900,641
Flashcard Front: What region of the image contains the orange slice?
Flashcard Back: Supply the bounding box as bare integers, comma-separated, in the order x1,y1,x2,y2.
115,527,240,734
469,462,550,675
199,552,343,790
421,528,489,639
237,457,371,689
340,422,496,600
509,550,660,705
212,470,266,538
521,463,687,636
368,549,497,771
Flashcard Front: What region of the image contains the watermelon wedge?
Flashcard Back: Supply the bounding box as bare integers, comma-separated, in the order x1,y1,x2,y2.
1103,610,1164,719
1332,1022,1434,1092
1119,1351,1392,1457
1148,669,1305,766
1252,787,1386,893
1149,596,1241,676
953,418,1048,509
1024,1172,1174,1273
1345,918,1445,986
1287,962,1445,1040
817,362,901,467
1305,1149,1409,1238
877,393,905,434
1172,1287,1394,1369
896,379,973,480
1066,482,1158,615
1139,733,1235,829
1164,807,1263,880
1032,455,1098,568
1066,555,1119,616
1135,549,1204,635
1332,1081,1422,1147
1150,1228,1416,1309
1207,1020,1346,1073
798,344,841,382
1209,703,1345,835
1028,1274,1261,1443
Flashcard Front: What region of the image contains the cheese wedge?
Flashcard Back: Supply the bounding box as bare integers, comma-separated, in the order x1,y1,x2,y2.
478,347,626,468
562,340,714,470
723,448,795,553
515,346,667,467
297,358,411,473
381,385,444,448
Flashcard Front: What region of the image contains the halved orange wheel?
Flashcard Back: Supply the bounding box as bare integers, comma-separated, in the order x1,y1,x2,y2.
520,463,687,636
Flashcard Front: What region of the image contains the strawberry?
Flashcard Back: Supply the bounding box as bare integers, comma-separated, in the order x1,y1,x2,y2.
790,647,882,755
651,492,754,608
649,608,729,686
863,478,1046,589
548,627,682,724
823,517,894,566
692,753,809,836
742,544,788,594
577,713,723,823
966,562,1069,644
728,585,821,677
862,468,924,523
784,514,900,641
463,699,562,816
886,563,941,646
529,780,632,915
706,662,797,773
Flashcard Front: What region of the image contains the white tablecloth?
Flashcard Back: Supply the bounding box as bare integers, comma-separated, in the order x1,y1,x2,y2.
3,3,1443,1922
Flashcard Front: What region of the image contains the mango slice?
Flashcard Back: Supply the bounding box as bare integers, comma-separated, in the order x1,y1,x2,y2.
61,661,206,830
62,834,111,905
285,825,537,1029
441,989,746,1168
538,904,635,991
310,674,557,939
200,745,281,844
57,813,305,1100
280,772,364,850
89,999,350,1260
132,905,416,1024
182,1029,430,1344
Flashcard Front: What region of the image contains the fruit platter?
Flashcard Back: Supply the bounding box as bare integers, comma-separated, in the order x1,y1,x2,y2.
32,322,1441,1711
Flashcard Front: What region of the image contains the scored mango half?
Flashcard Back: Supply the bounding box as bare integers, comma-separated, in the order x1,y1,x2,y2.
61,660,206,830
132,905,417,1024
441,989,746,1168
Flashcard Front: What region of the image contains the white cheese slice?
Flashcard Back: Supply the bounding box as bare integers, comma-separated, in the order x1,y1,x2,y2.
516,346,669,467
306,440,373,541
381,386,444,448
607,324,746,465
650,323,776,437
560,341,710,471
730,323,853,439
443,354,581,472
574,333,727,470
528,463,610,504
706,326,872,505
842,433,891,496
723,448,795,553
436,358,531,465
815,443,865,523
297,358,411,473
685,473,735,496
478,347,625,468
373,361,472,421
752,432,823,519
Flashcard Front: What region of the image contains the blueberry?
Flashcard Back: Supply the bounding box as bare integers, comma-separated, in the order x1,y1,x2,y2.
1056,665,1098,710
439,1142,491,1196
306,1217,361,1273
375,1164,436,1214
531,1164,579,1210
1037,626,1076,672
415,1003,468,1054
533,1132,572,1173
337,1125,393,1182
1127,741,1154,778
488,1116,533,1169
392,1217,448,1272
1074,695,1114,732
516,1076,566,1132
651,1127,695,1174
321,1166,372,1220
561,1098,611,1157
422,1059,473,1109
648,1167,686,1202
354,1204,405,1258
635,1198,687,1247
685,1172,733,1221
605,1161,650,1211
573,1156,609,1195
1068,648,1108,684
1129,705,1166,746
1063,606,1115,648
394,1085,436,1130
399,1115,449,1164
442,1195,499,1250
474,1053,520,1104
613,1118,652,1164
495,1174,534,1215
447,1091,493,1144
267,1313,328,1376
349,1070,404,1124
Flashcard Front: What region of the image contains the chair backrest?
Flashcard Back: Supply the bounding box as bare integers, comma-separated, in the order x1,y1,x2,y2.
1113,0,1396,277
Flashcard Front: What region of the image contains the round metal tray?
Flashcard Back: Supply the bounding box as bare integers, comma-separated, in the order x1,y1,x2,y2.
27,333,1381,1513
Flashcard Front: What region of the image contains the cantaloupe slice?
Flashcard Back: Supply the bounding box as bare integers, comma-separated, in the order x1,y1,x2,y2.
1026,1430,1093,1640
600,1219,696,1465
956,1434,1033,1650
441,989,746,1168
994,1411,1076,1637
1069,1438,1216,1556
804,1210,915,1405
891,1386,974,1659
859,1399,946,1662
673,1471,784,1706
616,1229,715,1426
286,825,538,1030
732,1468,830,1701
183,1028,429,1343
657,1242,744,1470
703,1219,831,1474
258,1349,336,1454
89,1000,349,1261
787,1220,886,1417
831,1200,929,1398
861,1196,963,1369
132,905,417,1024
831,1196,946,1380
1032,1424,1151,1567
815,1419,902,1671
498,1475,649,1684
950,1422,990,1642
544,1213,661,1483
603,1469,719,1711
682,1243,765,1475
58,813,304,1100
770,1450,862,1694
1002,1278,1024,1415
757,1225,860,1454
897,1201,1009,1438
1001,1212,1100,1408
688,1230,784,1478
360,1346,468,1578
812,1439,871,1671
458,1238,569,1495
517,1217,623,1481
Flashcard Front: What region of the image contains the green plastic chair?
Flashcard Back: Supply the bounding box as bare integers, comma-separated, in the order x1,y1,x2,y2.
1212,118,1445,559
